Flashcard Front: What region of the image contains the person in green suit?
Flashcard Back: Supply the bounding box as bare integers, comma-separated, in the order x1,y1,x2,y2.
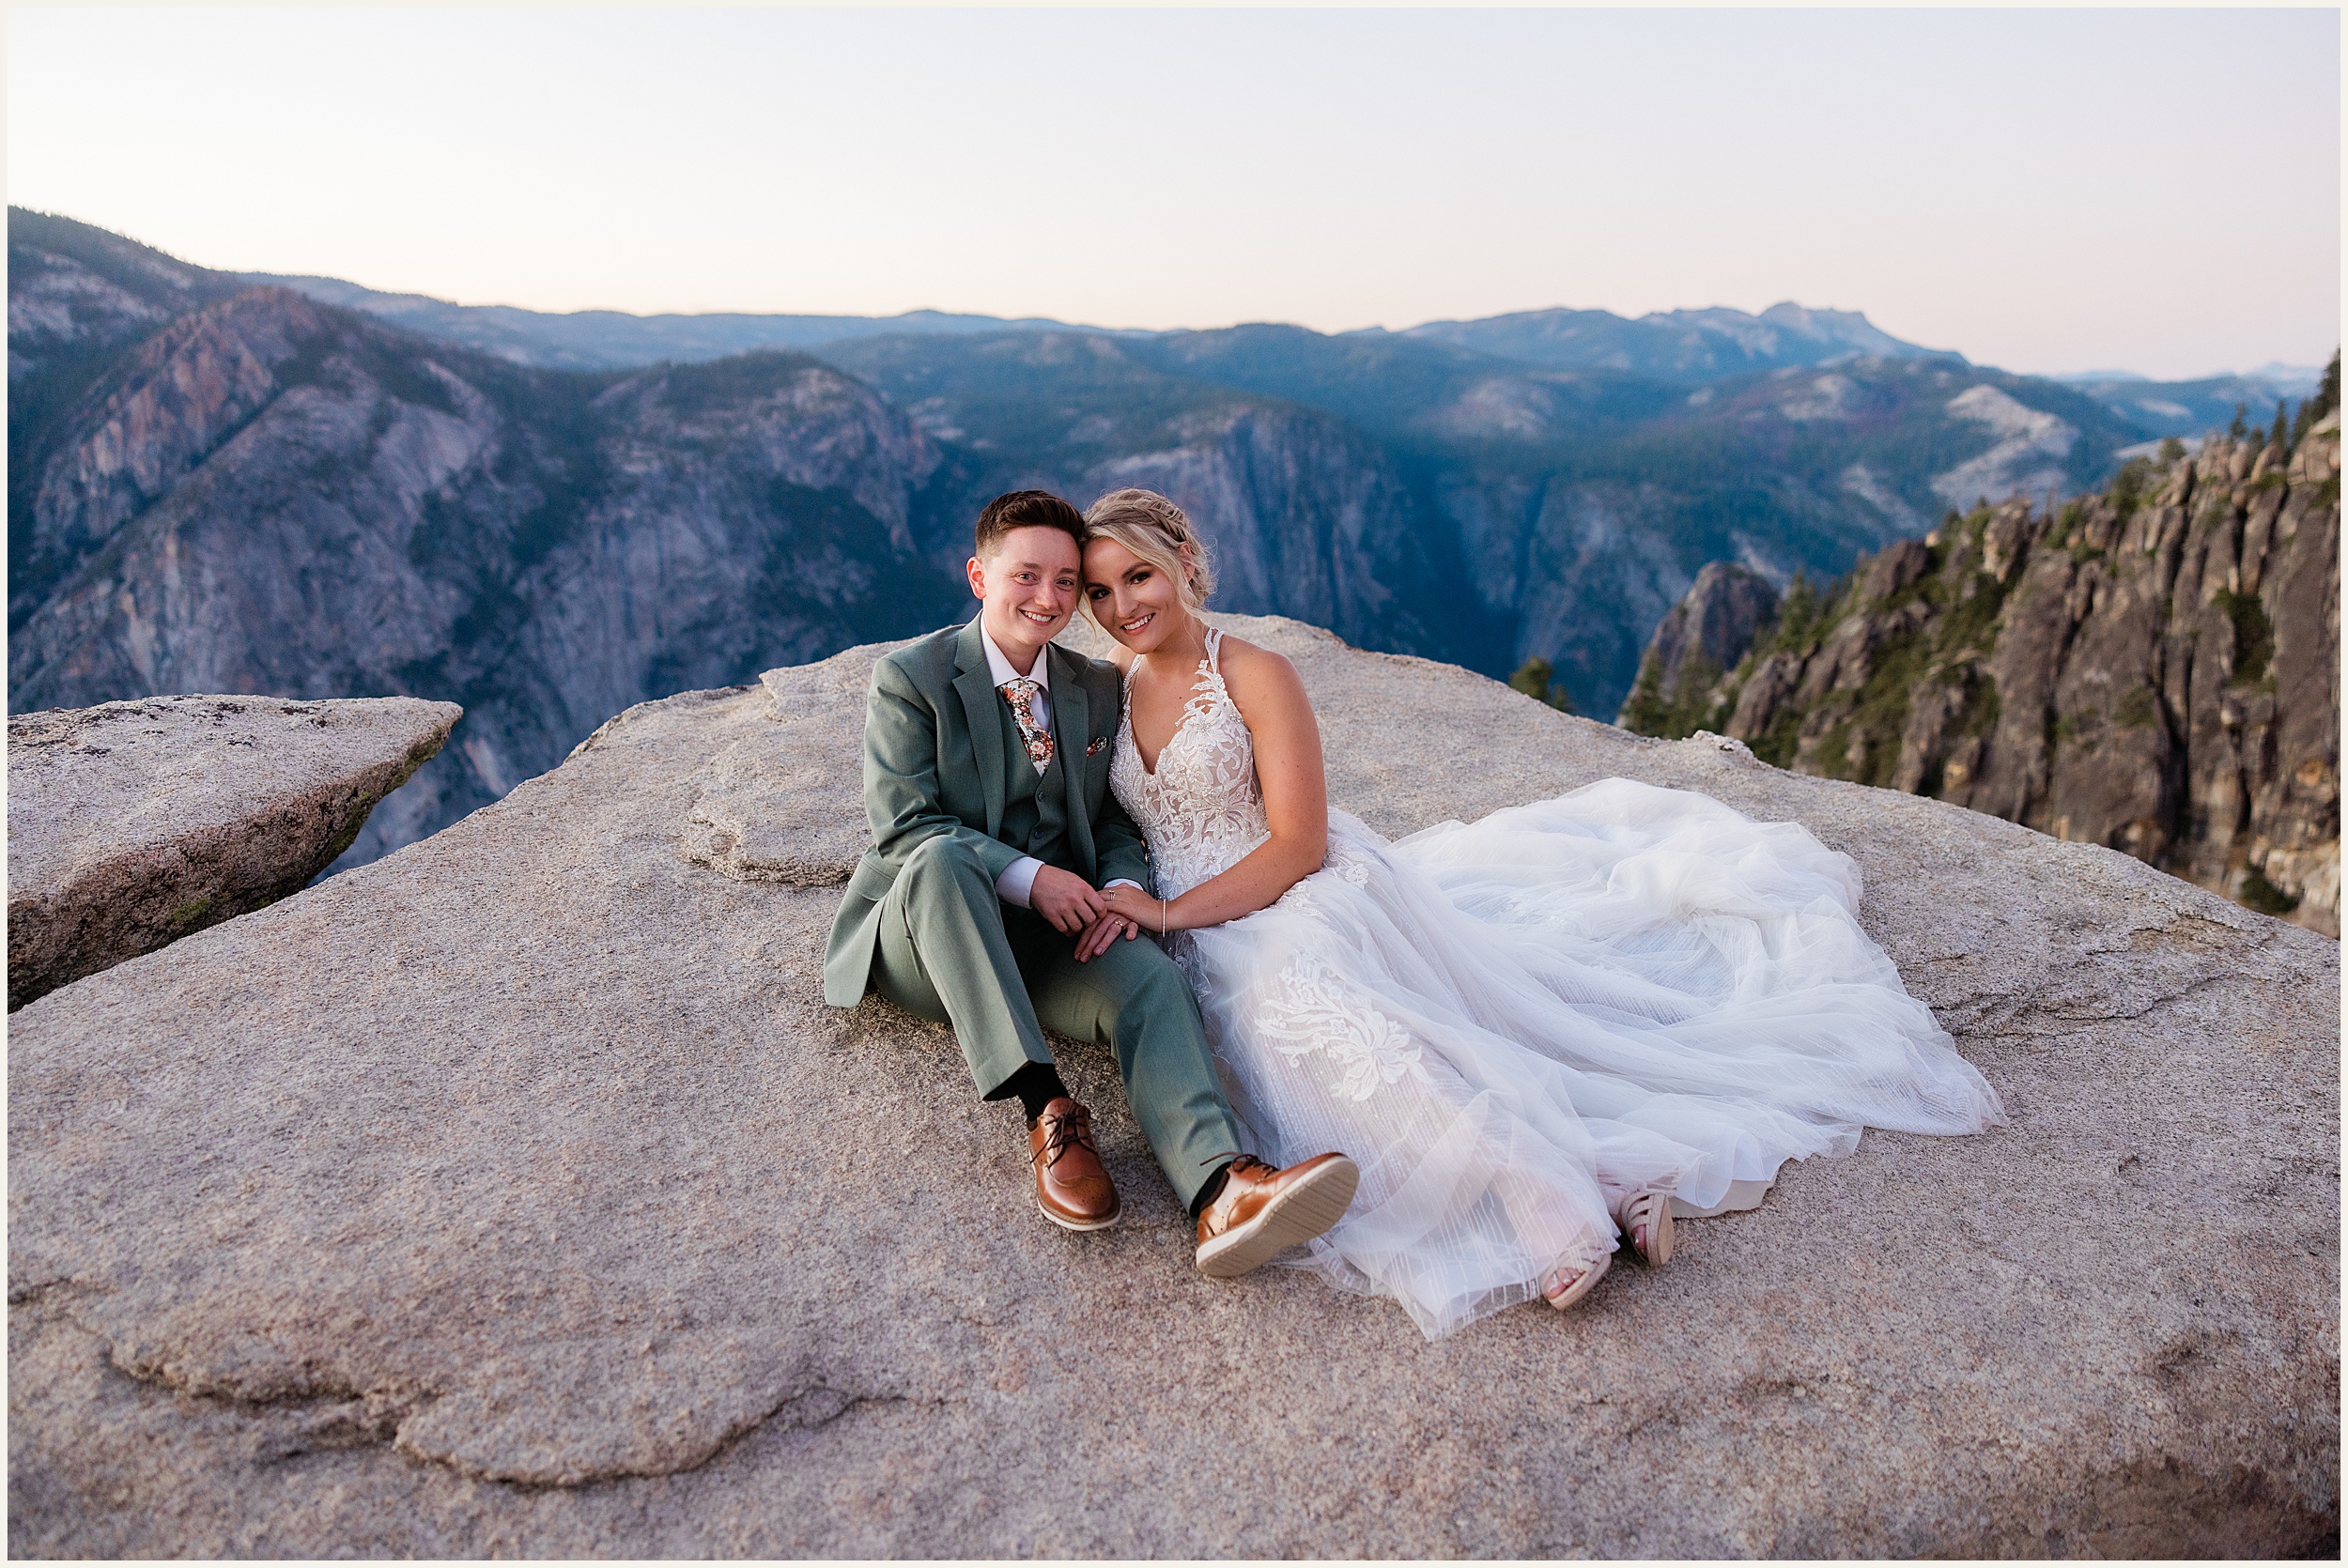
824,491,1355,1275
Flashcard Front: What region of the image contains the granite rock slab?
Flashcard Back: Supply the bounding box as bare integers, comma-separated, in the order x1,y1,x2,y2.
6,694,460,1008
8,619,2336,1555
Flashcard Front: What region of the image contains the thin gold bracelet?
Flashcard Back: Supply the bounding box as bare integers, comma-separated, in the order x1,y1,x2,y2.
1158,898,1168,935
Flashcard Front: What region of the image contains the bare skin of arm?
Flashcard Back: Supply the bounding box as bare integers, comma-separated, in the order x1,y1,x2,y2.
1101,637,1329,935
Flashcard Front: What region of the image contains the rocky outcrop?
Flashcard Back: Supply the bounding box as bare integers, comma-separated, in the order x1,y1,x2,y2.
6,694,458,1008
8,617,2336,1556
1629,414,2342,937
1616,561,1780,731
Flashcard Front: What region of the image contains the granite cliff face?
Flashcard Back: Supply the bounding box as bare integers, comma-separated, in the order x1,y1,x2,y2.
8,617,2337,1556
6,209,246,393
1616,562,1780,734
1624,407,2341,936
8,274,964,869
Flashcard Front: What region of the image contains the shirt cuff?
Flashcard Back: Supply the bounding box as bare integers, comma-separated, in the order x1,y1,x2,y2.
1104,879,1144,892
995,856,1043,908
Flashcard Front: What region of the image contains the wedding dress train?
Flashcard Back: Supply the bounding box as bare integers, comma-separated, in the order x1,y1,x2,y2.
1111,628,2003,1340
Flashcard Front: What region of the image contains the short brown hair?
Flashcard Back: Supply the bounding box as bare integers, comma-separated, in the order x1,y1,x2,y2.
974,490,1086,561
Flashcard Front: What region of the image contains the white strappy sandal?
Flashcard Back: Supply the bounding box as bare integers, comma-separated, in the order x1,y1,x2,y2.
1539,1251,1612,1311
1620,1191,1675,1267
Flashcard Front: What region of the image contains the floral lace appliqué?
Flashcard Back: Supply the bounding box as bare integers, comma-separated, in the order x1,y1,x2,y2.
1254,952,1429,1102
1276,841,1369,915
1109,627,1274,901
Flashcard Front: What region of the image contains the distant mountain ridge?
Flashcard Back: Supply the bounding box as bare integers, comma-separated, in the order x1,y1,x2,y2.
2053,362,2327,393
228,240,2314,441
239,260,1947,382
235,271,1146,373
1389,300,1950,381
240,261,1961,383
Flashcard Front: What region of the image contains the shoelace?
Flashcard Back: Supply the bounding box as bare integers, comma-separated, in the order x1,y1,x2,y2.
1194,1152,1270,1231
1036,1110,1099,1170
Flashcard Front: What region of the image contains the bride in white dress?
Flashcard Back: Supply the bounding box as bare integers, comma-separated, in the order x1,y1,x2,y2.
1078,488,2005,1341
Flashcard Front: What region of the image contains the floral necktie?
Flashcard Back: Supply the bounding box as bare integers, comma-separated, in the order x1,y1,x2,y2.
998,678,1054,777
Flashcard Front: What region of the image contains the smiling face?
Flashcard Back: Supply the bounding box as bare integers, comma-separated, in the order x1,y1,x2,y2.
967,525,1081,669
1083,534,1189,655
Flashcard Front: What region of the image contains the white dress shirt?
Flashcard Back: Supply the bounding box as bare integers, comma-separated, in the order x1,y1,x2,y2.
980,626,1140,909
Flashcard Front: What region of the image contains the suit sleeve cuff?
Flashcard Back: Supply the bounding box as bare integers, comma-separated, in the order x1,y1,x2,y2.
996,856,1043,908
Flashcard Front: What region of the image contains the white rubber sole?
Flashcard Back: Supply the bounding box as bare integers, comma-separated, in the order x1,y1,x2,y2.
1037,1197,1120,1232
1195,1157,1360,1278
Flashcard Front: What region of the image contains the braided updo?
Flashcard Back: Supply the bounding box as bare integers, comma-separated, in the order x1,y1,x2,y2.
1079,487,1215,617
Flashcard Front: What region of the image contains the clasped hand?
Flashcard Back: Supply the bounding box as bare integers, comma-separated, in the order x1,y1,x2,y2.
1032,867,1166,962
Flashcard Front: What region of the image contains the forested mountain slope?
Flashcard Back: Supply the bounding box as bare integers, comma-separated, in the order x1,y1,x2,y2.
1622,367,2341,934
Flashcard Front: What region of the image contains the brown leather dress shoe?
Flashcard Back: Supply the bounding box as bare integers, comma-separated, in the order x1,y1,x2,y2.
1029,1098,1120,1231
1194,1152,1359,1277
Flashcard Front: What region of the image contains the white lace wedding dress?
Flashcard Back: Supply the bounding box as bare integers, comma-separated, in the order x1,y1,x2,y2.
1111,627,2004,1340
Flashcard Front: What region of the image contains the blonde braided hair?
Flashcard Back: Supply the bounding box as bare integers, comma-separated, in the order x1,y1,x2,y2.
1079,487,1215,621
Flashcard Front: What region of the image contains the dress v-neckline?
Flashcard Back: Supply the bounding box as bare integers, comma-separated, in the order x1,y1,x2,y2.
1124,634,1222,779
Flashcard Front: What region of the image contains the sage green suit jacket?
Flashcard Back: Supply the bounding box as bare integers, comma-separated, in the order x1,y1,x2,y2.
822,617,1151,1007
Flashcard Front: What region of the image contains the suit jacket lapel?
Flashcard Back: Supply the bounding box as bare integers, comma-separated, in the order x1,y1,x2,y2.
953,618,1006,839
1048,642,1095,871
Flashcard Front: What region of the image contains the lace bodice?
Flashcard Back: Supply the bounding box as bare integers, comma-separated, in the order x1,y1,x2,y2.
1109,627,1273,900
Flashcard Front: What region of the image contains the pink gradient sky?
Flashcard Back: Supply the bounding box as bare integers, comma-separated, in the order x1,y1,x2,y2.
8,6,2338,379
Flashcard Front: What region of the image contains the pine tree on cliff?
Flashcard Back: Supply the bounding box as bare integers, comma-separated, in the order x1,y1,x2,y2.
1508,657,1576,714
2290,349,2340,449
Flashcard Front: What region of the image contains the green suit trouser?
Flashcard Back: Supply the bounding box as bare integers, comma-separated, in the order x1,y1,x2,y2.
868,835,1245,1209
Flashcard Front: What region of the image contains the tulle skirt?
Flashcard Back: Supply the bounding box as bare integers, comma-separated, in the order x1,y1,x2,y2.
1169,778,2004,1341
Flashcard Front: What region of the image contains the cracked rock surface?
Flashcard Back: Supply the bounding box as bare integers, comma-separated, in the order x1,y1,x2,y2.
8,617,2337,1555
6,694,461,1009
